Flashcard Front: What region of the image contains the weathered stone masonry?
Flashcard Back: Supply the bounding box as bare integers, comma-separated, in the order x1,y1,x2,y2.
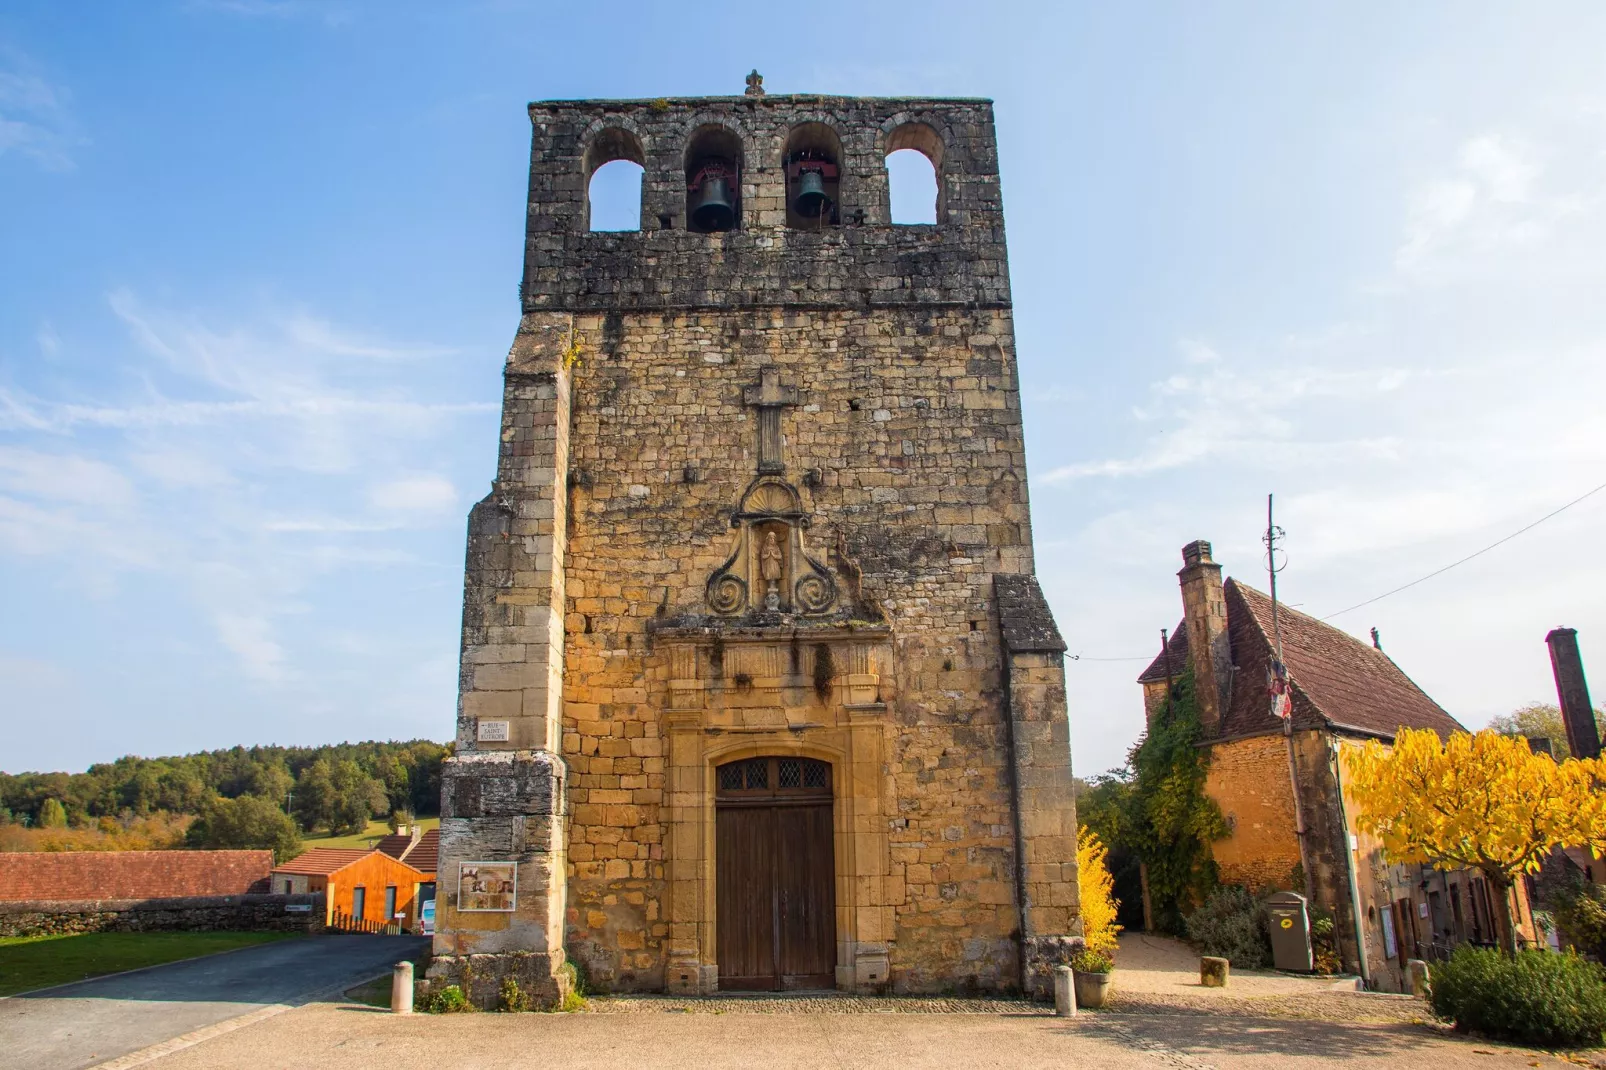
430,87,1079,1005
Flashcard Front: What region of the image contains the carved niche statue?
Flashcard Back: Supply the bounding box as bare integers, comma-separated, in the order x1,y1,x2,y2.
705,476,837,617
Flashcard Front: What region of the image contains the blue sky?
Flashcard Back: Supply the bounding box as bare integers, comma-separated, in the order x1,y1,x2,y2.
3,2,1605,775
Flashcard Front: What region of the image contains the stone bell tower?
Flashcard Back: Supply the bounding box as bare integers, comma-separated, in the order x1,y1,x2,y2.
428,75,1081,1005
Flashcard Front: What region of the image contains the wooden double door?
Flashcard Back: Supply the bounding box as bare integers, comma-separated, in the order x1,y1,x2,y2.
715,756,836,991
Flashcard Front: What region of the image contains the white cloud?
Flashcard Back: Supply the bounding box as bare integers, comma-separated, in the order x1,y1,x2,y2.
368,474,457,514
0,447,137,507
285,314,454,360
130,449,234,489
213,612,289,682
35,322,61,357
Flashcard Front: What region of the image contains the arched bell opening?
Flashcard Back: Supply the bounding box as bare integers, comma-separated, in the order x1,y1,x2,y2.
684,125,743,233
885,121,944,225
714,756,836,991
583,126,647,233
783,122,842,230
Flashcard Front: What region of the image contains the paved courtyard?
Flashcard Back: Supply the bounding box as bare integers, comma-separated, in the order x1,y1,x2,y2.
134,998,1583,1070
7,932,1601,1069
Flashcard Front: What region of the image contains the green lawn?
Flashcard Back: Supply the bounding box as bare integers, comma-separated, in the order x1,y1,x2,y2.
0,931,295,996
301,817,440,852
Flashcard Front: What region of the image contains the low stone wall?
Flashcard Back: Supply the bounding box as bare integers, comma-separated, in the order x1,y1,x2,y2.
0,893,327,937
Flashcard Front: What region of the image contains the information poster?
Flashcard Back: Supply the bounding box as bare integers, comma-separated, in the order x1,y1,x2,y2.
458,861,518,912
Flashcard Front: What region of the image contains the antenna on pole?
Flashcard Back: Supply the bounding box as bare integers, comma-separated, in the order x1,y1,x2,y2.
1265,493,1287,665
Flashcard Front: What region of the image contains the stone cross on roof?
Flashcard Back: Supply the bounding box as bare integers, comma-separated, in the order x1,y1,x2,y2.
743,367,798,474
745,70,765,97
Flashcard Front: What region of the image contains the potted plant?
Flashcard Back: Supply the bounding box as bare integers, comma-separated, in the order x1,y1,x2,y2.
1070,947,1114,1009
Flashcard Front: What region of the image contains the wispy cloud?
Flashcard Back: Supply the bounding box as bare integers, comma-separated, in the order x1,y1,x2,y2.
183,0,354,26
0,48,85,171
0,289,488,681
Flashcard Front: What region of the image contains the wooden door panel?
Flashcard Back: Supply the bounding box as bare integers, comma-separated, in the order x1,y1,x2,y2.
716,806,778,990
775,803,835,988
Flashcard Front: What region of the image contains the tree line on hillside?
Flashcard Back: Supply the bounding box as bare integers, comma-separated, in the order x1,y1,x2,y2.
0,740,448,861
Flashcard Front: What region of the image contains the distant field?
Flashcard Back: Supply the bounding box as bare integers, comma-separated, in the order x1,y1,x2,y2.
0,931,294,996
301,816,440,852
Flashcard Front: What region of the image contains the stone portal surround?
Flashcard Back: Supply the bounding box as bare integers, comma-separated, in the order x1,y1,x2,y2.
656,627,894,994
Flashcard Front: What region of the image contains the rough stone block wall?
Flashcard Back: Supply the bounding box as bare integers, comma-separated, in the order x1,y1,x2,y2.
0,894,326,937
1203,734,1302,891
1291,728,1363,972
559,305,1037,992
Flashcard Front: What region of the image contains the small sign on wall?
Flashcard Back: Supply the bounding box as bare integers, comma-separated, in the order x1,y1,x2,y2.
477,720,510,742
459,861,518,912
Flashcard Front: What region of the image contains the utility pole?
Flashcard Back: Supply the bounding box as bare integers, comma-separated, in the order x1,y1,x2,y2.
1265,494,1314,901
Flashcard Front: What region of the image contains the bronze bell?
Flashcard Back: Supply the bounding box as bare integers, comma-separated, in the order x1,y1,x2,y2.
792,167,830,218
689,168,736,231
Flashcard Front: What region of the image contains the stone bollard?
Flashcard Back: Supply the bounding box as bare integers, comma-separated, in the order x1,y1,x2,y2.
1406,959,1430,999
1053,965,1077,1017
391,960,415,1014
1200,957,1230,988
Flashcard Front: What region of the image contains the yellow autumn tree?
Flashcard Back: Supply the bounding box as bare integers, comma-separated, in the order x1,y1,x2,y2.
1078,826,1122,956
1345,728,1606,954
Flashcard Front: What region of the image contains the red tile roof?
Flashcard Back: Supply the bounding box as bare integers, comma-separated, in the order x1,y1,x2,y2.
0,850,272,902
269,848,372,876
375,829,438,877
1217,579,1465,741
405,829,438,876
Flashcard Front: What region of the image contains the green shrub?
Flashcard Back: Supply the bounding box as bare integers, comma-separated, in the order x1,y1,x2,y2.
1185,886,1271,969
1551,879,1606,960
498,976,533,1012
1309,908,1342,975
1070,948,1113,974
422,984,471,1013
1430,947,1606,1048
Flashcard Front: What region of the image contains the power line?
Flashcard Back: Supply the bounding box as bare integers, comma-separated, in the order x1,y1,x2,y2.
1069,654,1154,662
1320,478,1606,621
1066,477,1606,661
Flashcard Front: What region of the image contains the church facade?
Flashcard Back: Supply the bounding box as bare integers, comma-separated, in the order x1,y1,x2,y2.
427,79,1080,1005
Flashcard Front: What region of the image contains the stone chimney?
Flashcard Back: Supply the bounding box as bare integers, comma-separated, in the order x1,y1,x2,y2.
1547,627,1600,761
1178,540,1229,736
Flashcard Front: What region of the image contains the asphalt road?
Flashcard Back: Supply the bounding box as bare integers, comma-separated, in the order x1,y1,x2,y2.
0,934,428,1070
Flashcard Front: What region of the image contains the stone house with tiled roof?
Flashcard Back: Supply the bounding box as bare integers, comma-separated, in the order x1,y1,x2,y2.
1140,540,1536,992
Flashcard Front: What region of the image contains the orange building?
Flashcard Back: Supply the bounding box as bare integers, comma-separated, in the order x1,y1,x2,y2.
270,848,427,932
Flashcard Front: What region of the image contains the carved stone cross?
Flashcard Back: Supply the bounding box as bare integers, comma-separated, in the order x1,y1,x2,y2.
743,368,798,475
